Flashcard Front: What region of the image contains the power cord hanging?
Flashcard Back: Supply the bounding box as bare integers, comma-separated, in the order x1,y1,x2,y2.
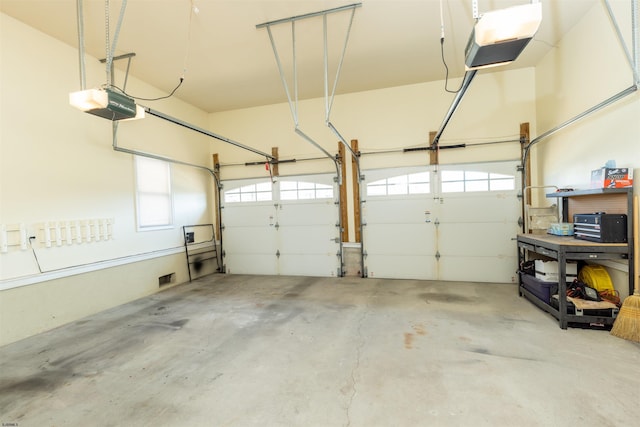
109,78,184,101
29,236,43,274
104,0,194,102
439,0,463,94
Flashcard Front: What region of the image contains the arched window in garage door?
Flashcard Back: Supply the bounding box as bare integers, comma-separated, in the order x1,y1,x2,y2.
280,181,333,200
366,171,431,196
440,170,515,193
224,181,273,203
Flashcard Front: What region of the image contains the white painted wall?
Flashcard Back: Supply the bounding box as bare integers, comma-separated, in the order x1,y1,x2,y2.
534,0,639,192
534,1,639,298
0,14,215,345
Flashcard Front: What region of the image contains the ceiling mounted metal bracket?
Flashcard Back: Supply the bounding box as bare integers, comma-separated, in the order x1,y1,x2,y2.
257,2,362,187
258,3,364,278
256,3,362,29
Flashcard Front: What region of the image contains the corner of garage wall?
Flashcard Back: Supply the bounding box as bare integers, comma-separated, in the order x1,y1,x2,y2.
0,253,190,347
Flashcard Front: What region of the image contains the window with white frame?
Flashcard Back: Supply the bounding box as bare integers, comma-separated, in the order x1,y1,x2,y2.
280,181,333,200
366,172,431,196
441,170,515,193
135,156,173,229
224,182,273,203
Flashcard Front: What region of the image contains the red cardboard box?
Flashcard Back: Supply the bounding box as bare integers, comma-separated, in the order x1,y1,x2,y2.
590,167,634,188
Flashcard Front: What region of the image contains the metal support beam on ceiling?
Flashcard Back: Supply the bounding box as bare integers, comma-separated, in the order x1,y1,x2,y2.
256,3,362,29
143,107,276,161
257,2,362,186
430,70,478,150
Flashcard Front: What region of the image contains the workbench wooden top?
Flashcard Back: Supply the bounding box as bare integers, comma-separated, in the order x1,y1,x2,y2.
517,233,628,248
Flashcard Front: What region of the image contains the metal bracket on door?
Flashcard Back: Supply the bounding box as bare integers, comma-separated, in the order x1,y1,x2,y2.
435,251,441,260
274,222,280,230
276,250,281,258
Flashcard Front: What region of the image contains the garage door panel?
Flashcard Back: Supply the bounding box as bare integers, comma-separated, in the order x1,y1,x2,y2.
438,223,518,256
363,161,520,283
222,174,340,277
223,228,277,253
278,254,339,277
279,225,338,253
363,166,437,280
222,203,275,226
365,224,435,255
277,185,340,276
438,255,518,283
279,201,336,225
367,254,437,280
438,193,519,222
365,199,432,224
225,254,278,276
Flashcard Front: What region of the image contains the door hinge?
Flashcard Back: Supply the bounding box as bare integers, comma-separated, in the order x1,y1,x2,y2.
276,249,280,258
435,251,441,260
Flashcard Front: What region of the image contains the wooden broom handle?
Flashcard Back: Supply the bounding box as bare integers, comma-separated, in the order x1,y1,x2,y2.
634,195,639,295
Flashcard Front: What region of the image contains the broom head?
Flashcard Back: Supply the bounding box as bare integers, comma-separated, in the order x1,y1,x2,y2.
610,294,640,343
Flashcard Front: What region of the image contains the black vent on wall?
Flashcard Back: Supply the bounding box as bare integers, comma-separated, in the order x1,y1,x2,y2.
159,273,175,287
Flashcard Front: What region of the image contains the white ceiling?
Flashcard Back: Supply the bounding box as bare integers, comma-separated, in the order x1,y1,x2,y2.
1,0,597,113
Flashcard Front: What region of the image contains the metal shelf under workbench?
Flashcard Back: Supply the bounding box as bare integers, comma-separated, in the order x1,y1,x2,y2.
517,233,627,329
517,187,633,329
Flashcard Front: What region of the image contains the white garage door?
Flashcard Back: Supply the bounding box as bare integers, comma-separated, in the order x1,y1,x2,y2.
363,167,438,280
363,161,521,283
222,174,341,277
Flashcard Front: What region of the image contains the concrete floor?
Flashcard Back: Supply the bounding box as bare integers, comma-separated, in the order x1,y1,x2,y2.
1,275,639,427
